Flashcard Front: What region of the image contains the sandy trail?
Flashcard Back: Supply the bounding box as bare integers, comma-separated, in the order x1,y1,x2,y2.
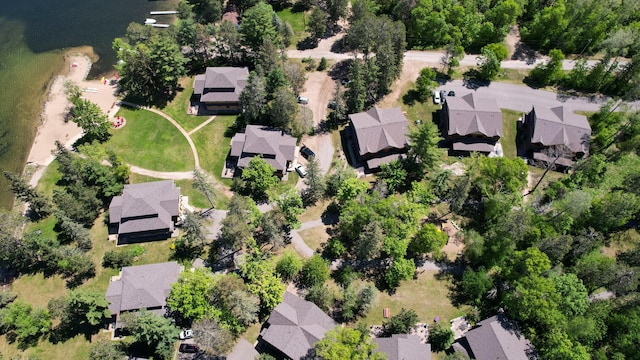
27,53,119,186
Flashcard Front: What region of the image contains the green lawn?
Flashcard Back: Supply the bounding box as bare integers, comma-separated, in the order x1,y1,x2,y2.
298,226,330,252
36,161,62,198
361,271,469,328
159,76,206,132
497,68,529,84
391,81,440,126
129,173,230,210
191,116,237,186
277,8,308,48
501,109,521,159
107,107,194,171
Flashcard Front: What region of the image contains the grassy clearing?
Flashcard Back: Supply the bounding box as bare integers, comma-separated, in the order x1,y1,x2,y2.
36,161,62,198
501,109,521,159
299,200,331,223
277,8,308,48
0,333,92,360
498,68,529,84
392,81,440,126
361,271,469,328
298,226,331,252
108,107,194,171
602,229,639,258
191,116,237,186
160,76,205,132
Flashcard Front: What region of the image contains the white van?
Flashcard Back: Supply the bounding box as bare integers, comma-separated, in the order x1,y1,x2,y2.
433,91,441,104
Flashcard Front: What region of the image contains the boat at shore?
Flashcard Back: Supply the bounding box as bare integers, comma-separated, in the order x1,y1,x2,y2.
149,10,177,15
144,18,157,24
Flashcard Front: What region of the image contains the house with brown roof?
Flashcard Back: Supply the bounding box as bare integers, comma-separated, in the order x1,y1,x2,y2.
230,125,297,176
257,292,337,359
373,334,432,360
348,107,409,170
522,105,591,167
443,93,503,154
108,180,181,245
453,315,536,360
105,261,183,329
193,67,248,114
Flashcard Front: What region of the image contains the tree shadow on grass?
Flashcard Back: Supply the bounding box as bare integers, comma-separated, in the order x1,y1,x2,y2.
297,36,319,50
402,89,423,106
49,322,101,345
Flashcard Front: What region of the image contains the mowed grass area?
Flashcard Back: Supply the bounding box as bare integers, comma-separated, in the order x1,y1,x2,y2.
160,76,206,132
390,81,440,127
298,226,331,252
108,107,194,171
191,116,237,186
361,271,469,328
277,8,308,48
501,109,521,159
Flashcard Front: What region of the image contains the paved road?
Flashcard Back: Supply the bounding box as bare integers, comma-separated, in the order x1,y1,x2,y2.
435,80,640,113
288,48,604,71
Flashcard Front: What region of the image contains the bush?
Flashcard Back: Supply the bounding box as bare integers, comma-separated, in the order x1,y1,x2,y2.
323,238,346,259
276,250,303,282
299,255,329,289
102,250,134,269
428,323,455,352
305,284,334,311
333,264,359,287
382,308,418,336
317,57,328,71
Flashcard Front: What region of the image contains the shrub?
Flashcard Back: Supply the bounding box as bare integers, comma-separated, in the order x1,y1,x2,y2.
299,255,329,288
317,57,328,71
102,250,134,269
276,250,303,282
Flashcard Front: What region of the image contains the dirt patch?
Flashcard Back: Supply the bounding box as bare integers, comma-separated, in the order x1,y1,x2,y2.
298,71,336,174
379,60,429,107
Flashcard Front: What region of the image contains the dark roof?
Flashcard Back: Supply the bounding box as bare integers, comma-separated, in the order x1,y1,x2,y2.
193,67,249,103
261,292,337,360
528,105,591,153
230,125,297,171
105,261,182,315
349,107,409,156
226,338,259,360
109,180,180,235
462,315,535,360
373,334,432,360
446,93,503,138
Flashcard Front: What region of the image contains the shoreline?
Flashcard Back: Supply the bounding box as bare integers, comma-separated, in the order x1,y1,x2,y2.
26,49,119,188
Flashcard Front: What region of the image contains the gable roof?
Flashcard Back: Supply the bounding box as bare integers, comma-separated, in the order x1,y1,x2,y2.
109,180,180,235
462,315,535,360
106,261,182,315
446,93,503,138
193,67,249,103
261,292,337,360
373,334,432,360
529,105,591,153
349,107,409,156
230,125,297,171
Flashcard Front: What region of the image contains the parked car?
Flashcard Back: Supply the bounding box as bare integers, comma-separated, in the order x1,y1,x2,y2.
328,100,337,109
179,344,199,353
179,329,193,340
300,145,315,159
440,90,447,103
433,91,441,104
448,90,456,96
297,96,309,104
295,164,308,178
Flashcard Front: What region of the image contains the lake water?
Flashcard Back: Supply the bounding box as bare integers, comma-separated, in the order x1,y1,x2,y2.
0,0,178,209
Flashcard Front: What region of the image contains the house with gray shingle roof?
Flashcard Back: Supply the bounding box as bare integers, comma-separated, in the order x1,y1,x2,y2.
108,180,181,244
453,315,536,360
348,107,409,170
105,261,183,328
522,105,591,167
230,125,297,176
373,334,432,360
193,67,249,114
257,292,337,360
443,93,503,153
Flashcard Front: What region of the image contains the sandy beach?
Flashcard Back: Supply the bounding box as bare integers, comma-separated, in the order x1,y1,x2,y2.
27,53,119,187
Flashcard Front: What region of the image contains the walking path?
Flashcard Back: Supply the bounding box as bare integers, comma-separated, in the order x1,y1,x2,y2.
188,115,216,135
119,101,201,168
128,165,194,180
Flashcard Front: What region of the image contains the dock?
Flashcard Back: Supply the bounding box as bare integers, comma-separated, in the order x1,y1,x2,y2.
150,24,170,28
149,11,177,15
